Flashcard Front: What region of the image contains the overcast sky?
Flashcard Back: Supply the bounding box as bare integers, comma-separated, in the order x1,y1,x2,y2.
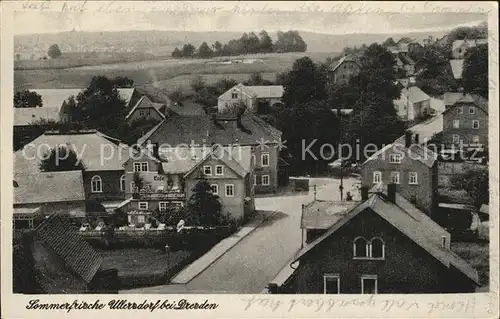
14,10,486,36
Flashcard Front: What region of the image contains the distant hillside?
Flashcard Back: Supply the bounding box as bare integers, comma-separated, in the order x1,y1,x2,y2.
15,29,452,57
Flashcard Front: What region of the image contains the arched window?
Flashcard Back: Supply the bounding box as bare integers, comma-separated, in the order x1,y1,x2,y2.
91,175,102,193
120,175,126,192
370,237,385,259
353,237,368,258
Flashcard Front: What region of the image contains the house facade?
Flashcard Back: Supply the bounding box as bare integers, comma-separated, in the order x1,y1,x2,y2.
125,95,166,123
137,112,283,194
217,84,284,113
442,93,488,147
281,187,479,294
328,55,361,85
393,86,431,121
121,145,255,223
13,171,87,219
360,132,438,218
14,130,131,210
13,214,119,294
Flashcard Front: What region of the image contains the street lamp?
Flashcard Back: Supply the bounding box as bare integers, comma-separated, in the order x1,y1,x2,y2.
164,244,171,279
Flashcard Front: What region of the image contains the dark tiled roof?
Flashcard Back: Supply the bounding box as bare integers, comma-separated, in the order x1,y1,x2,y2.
293,192,479,285
329,54,360,73
33,214,103,283
362,142,437,168
138,113,279,147
443,93,488,114
167,100,207,116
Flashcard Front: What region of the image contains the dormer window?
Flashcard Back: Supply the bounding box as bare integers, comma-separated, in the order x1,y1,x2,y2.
389,154,402,164
354,237,385,260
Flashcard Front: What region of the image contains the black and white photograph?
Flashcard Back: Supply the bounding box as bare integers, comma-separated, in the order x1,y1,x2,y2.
1,1,498,318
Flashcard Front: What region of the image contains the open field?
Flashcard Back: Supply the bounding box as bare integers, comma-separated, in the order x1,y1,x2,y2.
14,52,334,95
14,51,164,70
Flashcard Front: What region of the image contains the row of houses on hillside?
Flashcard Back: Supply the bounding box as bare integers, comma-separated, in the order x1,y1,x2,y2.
216,83,284,114
13,88,144,150
449,38,488,82
13,109,286,229
269,127,484,294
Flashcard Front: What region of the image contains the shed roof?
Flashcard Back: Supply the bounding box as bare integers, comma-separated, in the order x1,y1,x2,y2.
14,130,130,173
33,214,103,283
14,107,61,126
14,171,85,205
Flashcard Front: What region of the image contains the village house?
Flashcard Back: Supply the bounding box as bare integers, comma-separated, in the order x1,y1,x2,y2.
13,214,119,293
124,95,167,123
449,59,465,84
137,112,284,194
394,52,416,77
442,93,488,147
14,130,131,211
451,39,488,59
13,88,142,150
278,184,479,294
360,131,439,218
393,86,432,121
217,83,284,114
120,145,254,224
327,54,361,86
13,171,86,221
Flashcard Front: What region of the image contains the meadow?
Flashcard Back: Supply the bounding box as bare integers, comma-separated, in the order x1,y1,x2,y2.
14,51,335,97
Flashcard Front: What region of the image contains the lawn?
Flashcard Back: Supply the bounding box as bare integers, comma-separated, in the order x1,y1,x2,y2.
14,51,334,94
97,248,197,289
451,241,489,290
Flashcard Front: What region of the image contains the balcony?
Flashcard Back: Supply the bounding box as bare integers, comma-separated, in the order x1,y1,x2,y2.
132,189,186,200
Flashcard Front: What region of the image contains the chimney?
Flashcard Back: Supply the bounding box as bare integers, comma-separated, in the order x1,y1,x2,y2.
441,236,446,248
387,183,397,203
360,185,369,201
404,131,412,148
414,133,420,144
152,143,159,159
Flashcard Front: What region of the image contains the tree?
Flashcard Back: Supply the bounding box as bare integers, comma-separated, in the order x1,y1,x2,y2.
14,90,43,108
110,208,129,227
274,30,307,53
47,44,62,59
181,43,196,58
168,89,185,104
462,44,488,98
39,146,85,172
258,30,274,53
340,44,405,154
153,205,188,225
172,47,182,58
212,41,223,56
382,37,397,47
74,76,127,137
245,72,273,86
197,42,213,58
190,75,206,92
132,172,144,192
279,57,327,106
187,179,225,226
111,76,134,88
415,42,457,95
450,167,489,209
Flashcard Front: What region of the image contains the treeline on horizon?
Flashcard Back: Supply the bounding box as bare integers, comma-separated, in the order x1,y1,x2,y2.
171,30,307,59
